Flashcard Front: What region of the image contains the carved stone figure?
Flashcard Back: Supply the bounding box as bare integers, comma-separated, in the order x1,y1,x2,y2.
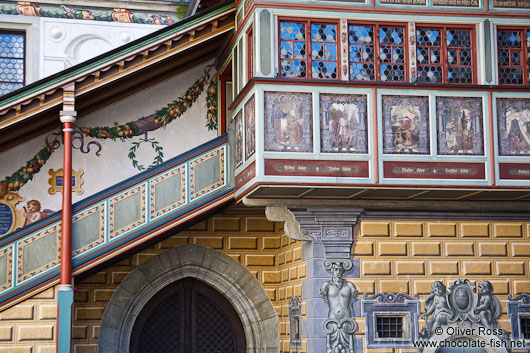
422,281,453,335
475,280,501,328
320,259,358,353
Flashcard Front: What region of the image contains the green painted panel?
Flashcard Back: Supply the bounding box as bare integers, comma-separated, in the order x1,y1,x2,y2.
195,156,221,192
114,193,142,231
72,211,102,254
22,232,58,276
0,253,7,286
484,20,492,83
155,176,182,212
260,9,271,76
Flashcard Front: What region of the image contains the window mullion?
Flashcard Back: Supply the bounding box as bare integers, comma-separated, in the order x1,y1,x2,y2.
442,27,448,84
306,20,311,79
375,24,380,81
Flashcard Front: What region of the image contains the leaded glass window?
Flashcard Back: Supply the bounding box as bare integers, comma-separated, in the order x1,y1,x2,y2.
497,28,529,85
348,24,406,82
279,19,338,79
0,32,24,96
417,26,474,84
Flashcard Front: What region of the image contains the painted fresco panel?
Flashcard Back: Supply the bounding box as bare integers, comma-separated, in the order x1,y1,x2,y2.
436,97,484,155
235,110,244,168
264,92,313,152
497,98,530,156
245,95,256,160
320,93,368,153
382,95,430,154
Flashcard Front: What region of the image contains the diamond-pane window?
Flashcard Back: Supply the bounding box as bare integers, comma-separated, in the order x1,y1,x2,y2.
497,28,529,85
417,26,474,84
280,19,338,79
348,23,407,82
0,32,24,96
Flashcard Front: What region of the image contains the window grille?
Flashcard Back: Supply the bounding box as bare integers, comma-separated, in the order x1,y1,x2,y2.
376,315,404,338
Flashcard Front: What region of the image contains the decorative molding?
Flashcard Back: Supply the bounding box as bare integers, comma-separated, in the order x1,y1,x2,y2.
507,293,530,349
264,206,310,241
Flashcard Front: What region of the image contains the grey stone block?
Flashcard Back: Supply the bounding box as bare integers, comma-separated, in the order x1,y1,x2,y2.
138,255,166,281
302,317,326,338
177,244,206,266
354,337,364,353
259,317,280,349
97,324,121,353
305,337,326,353
304,297,328,319
302,241,325,261
119,265,148,296
157,248,181,271
302,278,327,299
100,286,135,329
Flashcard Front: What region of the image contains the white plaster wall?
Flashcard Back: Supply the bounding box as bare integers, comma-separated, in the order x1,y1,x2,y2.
0,62,217,211
40,17,159,78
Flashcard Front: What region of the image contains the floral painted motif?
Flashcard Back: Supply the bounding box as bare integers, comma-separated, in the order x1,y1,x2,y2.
437,96,484,155
320,94,368,153
264,92,313,152
382,95,430,154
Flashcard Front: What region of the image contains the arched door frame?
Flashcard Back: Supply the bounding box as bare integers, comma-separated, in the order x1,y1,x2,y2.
98,244,280,353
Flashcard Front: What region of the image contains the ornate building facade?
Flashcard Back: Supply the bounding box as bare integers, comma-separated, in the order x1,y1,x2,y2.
0,0,529,352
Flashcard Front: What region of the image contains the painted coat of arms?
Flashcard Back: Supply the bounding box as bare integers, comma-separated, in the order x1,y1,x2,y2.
497,98,530,156
245,95,256,160
320,94,368,153
437,97,484,155
264,92,313,152
382,95,429,154
235,110,243,168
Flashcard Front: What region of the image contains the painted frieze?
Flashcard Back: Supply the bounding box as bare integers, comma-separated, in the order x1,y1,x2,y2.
382,95,430,154
320,93,368,153
497,98,530,156
436,96,484,155
235,110,244,168
264,92,313,152
245,95,256,160
492,0,530,8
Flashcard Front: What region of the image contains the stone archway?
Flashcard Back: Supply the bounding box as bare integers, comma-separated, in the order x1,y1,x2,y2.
97,244,279,353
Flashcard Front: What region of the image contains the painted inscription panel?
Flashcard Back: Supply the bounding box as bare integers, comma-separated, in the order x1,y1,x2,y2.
382,95,430,154
493,0,530,8
437,97,484,155
245,95,256,160
432,0,479,6
379,0,427,5
320,94,368,153
497,98,530,156
235,110,244,168
265,92,313,152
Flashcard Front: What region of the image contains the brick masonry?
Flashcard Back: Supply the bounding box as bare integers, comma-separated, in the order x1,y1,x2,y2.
72,212,307,353
354,220,530,353
0,286,57,353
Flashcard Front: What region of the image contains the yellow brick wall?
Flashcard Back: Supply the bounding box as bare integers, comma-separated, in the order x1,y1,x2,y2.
71,212,307,353
353,220,530,353
0,286,57,353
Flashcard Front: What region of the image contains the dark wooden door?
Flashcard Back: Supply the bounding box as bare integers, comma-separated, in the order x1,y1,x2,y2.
130,278,246,353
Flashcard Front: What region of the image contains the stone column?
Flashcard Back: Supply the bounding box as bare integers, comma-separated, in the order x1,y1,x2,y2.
266,207,363,353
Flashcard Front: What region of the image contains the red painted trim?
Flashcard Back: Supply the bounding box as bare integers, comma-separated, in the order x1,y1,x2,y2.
265,159,370,177
235,161,256,189
246,180,530,190
60,121,73,286
383,161,486,179
220,73,229,135
372,87,379,183
253,1,530,18
488,91,496,185
247,26,254,82
499,163,530,180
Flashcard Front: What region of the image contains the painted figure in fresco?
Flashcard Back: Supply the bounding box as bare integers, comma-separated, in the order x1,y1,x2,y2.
23,200,47,226
445,117,458,150
461,111,473,150
245,101,255,158
423,281,454,334
474,280,501,328
235,115,243,166
273,104,303,148
319,261,358,321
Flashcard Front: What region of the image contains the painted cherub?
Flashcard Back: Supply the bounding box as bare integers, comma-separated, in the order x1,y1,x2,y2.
23,200,47,226
422,281,454,334
474,280,501,328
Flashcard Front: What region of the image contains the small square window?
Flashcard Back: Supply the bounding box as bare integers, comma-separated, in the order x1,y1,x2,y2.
376,315,404,338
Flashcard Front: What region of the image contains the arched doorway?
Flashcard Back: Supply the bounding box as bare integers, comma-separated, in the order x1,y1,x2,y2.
129,278,246,353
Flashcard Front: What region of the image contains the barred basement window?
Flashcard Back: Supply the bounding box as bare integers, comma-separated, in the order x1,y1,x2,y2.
416,26,475,84
497,28,530,85
279,19,339,79
376,315,404,338
0,31,25,96
520,316,530,339
348,23,407,82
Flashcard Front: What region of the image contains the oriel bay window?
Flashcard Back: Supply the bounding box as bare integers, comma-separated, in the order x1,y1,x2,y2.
279,19,339,79
348,23,407,82
416,26,475,84
497,27,530,85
